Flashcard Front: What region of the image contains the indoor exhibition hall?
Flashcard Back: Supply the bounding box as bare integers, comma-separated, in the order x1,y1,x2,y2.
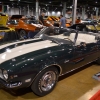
0,0,100,100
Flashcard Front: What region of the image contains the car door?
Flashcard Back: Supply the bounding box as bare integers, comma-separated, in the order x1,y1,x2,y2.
58,33,100,74
57,31,87,74
57,44,88,74
69,36,100,68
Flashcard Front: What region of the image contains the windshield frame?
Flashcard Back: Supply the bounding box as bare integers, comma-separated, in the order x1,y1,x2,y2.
34,27,78,45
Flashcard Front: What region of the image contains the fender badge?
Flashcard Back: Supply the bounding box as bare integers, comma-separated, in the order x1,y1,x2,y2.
25,78,31,82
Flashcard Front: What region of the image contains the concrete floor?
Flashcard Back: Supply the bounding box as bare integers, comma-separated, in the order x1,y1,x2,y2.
0,63,100,100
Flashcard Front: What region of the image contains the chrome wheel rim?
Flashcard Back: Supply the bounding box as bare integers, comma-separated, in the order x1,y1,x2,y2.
40,71,56,92
20,30,26,38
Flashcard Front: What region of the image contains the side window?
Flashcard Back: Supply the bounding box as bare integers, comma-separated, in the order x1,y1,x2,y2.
8,20,18,25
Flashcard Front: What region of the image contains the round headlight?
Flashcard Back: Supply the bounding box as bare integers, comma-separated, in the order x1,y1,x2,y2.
3,70,8,80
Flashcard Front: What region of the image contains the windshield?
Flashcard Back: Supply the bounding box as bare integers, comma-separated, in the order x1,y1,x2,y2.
8,20,19,25
23,19,39,24
35,27,75,45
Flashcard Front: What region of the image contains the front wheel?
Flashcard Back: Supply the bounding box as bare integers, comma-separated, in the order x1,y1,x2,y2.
31,67,59,96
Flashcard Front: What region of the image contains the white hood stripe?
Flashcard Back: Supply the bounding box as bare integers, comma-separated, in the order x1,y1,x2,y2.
0,40,57,64
0,38,41,50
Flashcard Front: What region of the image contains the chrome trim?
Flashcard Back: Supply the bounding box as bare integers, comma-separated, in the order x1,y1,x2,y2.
47,64,62,75
40,71,56,92
29,64,62,87
59,59,97,76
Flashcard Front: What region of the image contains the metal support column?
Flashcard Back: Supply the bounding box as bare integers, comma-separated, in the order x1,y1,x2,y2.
96,8,99,19
47,7,49,16
82,7,85,20
72,0,77,24
7,5,9,15
24,7,26,15
36,0,39,20
63,2,66,17
27,5,30,16
19,7,21,15
2,5,4,13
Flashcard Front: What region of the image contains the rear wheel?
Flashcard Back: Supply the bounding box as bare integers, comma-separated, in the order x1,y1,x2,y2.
19,30,27,39
31,67,59,96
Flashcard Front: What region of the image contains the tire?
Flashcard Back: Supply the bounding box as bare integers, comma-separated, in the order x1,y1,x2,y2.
19,30,27,39
31,67,59,96
96,58,100,64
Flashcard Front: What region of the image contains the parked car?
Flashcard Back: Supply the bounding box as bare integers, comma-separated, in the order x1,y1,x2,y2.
68,23,100,33
7,15,43,38
0,13,15,32
44,16,60,27
0,27,100,96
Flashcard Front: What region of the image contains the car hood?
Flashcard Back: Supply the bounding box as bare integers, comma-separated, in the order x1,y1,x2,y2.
0,39,57,65
0,14,8,26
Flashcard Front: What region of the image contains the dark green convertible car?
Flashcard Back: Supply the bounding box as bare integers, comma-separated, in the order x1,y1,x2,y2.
0,27,100,96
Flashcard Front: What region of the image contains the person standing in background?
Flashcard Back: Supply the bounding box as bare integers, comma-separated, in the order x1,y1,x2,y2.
59,15,66,28
39,12,45,25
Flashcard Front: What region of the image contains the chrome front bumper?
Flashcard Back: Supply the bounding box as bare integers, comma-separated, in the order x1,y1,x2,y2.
0,79,22,88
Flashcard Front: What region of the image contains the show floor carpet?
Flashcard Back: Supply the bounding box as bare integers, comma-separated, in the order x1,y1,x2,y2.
0,63,100,100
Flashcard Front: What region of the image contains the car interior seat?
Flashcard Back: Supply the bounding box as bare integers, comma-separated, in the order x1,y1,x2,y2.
67,32,96,45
